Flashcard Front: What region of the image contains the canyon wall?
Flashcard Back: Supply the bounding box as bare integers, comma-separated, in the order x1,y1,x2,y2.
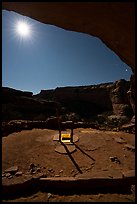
2,79,133,122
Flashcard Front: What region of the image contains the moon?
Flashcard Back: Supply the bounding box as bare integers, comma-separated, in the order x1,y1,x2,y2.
16,21,30,37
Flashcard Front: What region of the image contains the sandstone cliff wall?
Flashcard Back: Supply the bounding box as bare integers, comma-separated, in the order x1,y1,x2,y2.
2,79,133,122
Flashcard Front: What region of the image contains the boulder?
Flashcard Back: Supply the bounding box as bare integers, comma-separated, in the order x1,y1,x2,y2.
124,144,135,152
130,115,135,123
4,166,19,174
107,115,129,127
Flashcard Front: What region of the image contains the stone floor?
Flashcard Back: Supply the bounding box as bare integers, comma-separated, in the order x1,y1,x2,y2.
2,128,135,202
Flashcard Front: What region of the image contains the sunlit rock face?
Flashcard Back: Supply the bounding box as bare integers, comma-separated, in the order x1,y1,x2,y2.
35,79,133,118
2,2,135,114
110,80,133,116
127,74,135,114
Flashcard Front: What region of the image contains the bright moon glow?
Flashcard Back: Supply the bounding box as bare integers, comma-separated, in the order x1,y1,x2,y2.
126,69,128,72
16,21,30,37
13,16,35,44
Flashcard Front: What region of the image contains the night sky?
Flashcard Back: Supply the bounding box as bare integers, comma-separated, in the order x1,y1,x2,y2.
2,10,132,94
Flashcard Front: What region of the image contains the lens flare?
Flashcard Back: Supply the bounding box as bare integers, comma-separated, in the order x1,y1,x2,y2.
16,21,30,37
4,11,39,46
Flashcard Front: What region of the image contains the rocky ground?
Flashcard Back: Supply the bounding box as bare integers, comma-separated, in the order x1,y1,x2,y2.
2,127,135,202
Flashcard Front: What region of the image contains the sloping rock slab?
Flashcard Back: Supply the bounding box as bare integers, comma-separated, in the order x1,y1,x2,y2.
122,170,135,184
39,176,134,193
124,144,135,152
2,173,44,199
4,166,19,174
2,171,135,200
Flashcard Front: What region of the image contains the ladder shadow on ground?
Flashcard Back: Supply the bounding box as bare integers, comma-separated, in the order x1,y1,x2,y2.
61,142,82,174
73,143,96,162
60,142,96,174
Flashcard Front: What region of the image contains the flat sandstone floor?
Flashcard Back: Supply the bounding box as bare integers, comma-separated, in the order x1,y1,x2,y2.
2,128,135,202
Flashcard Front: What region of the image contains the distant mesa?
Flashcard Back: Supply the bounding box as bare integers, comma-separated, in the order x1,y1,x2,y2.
2,79,135,136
